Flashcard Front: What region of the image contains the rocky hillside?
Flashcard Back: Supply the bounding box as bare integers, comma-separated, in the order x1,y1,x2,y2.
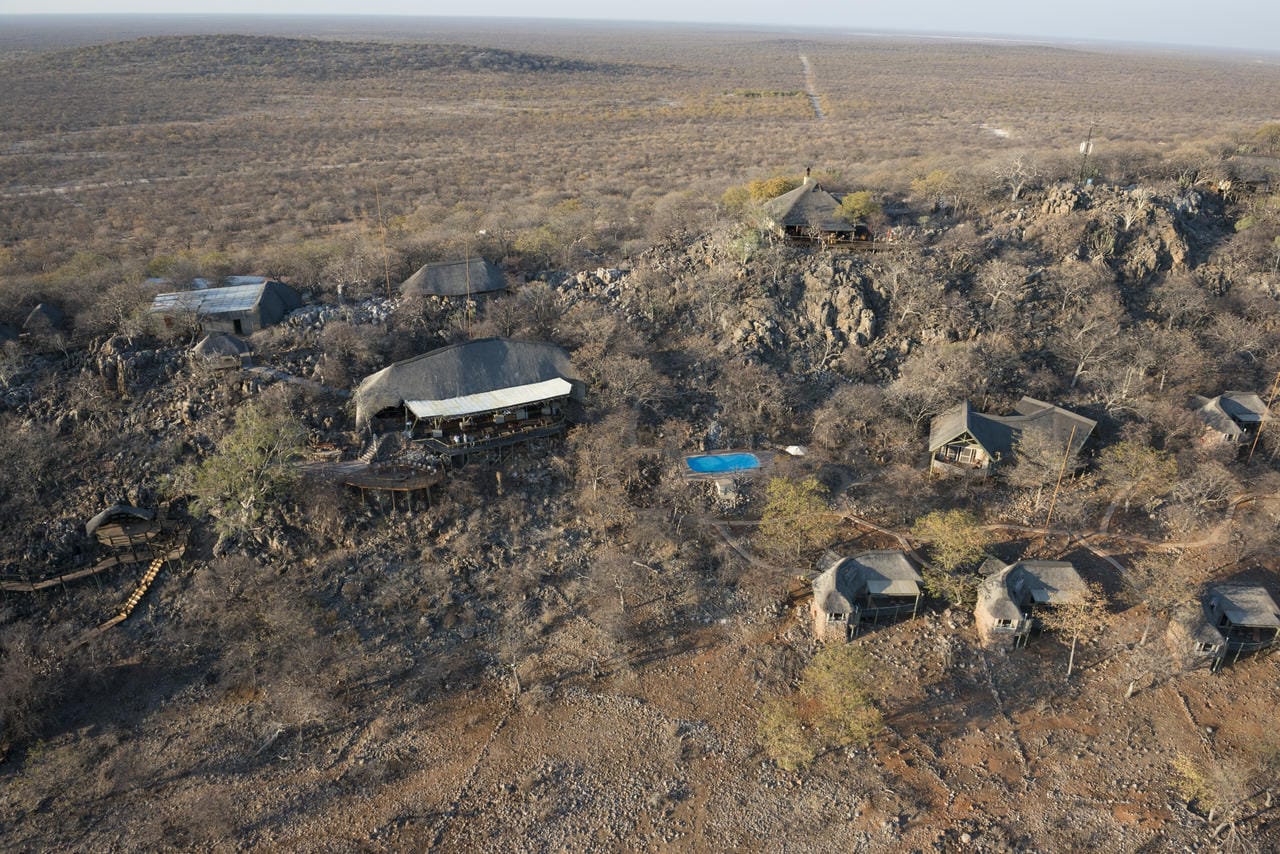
3,172,1280,850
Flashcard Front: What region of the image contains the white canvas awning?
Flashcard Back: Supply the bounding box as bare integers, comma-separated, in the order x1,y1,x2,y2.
406,377,573,420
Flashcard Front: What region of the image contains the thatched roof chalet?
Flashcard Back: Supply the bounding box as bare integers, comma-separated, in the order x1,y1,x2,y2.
975,558,1087,645
1192,392,1268,443
928,397,1096,476
765,176,866,240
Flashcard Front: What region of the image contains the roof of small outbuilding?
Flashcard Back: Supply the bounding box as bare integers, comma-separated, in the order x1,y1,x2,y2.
192,332,251,358
400,257,508,298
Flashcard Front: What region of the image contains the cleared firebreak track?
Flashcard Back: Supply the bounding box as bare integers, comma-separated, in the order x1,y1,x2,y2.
798,53,825,119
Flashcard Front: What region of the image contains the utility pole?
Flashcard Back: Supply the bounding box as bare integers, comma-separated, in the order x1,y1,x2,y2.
1044,424,1078,529
1247,368,1280,463
375,184,392,301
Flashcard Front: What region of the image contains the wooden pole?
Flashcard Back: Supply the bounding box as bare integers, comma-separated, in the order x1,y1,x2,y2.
1247,368,1280,464
375,184,393,301
1044,424,1078,529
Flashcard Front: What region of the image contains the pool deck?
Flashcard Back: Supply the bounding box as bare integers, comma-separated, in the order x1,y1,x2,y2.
682,449,775,482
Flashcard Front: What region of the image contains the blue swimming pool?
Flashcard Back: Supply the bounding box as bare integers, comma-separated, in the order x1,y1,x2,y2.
685,452,761,474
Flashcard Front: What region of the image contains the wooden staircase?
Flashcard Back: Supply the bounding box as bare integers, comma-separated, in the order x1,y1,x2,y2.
70,533,188,645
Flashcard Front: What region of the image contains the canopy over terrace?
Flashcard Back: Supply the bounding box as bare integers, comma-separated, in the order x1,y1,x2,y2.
406,378,574,421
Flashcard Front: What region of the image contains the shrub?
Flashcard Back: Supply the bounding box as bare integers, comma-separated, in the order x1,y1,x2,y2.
176,397,307,543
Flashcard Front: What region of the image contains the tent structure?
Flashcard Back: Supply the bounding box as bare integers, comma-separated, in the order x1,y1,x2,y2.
400,258,507,299
85,505,158,548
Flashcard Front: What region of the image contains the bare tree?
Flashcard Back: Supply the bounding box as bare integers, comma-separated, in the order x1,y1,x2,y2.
1050,291,1125,388
995,154,1041,202
886,342,984,430
1038,580,1106,678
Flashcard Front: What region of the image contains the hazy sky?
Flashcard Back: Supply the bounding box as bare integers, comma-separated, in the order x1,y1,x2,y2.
1,1,1278,54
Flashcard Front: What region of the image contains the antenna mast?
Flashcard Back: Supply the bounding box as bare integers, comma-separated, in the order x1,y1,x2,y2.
1077,121,1095,185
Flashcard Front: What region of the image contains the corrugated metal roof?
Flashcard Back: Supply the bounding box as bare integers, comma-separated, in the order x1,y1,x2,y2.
151,283,266,315
406,377,573,419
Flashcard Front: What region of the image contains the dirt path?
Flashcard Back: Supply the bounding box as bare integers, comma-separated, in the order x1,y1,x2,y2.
798,54,824,120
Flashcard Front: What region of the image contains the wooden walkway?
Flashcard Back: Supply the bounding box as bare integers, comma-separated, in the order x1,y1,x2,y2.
0,526,189,647
0,536,186,593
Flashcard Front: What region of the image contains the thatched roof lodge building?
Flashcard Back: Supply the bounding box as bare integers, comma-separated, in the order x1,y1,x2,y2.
975,558,1088,647
353,337,584,458
1191,392,1269,445
1167,583,1280,671
764,175,870,243
928,397,1096,478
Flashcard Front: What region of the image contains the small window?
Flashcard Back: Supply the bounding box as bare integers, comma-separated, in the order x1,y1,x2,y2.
1195,642,1217,654
827,612,845,623
995,618,1014,628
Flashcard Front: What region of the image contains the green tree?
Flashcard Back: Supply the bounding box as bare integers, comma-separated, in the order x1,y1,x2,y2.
177,400,307,542
837,190,881,226
1254,122,1280,156
911,508,991,572
757,476,836,559
910,169,958,212
799,644,883,748
720,175,801,216
758,644,882,771
758,697,816,772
